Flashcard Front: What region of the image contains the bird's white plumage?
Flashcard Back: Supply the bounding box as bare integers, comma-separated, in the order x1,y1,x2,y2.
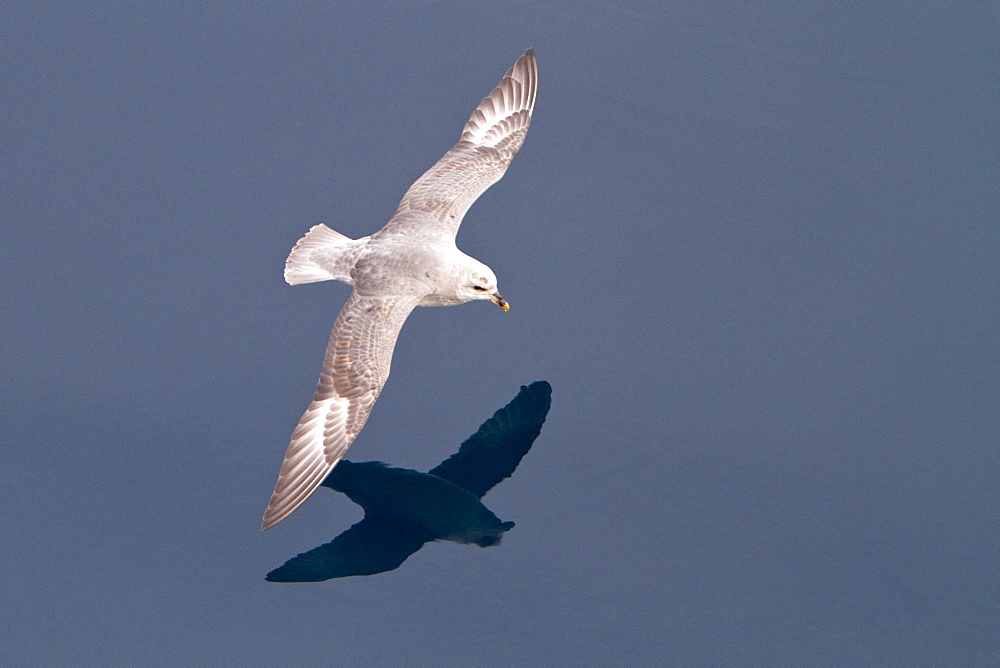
262,49,538,530
284,224,356,285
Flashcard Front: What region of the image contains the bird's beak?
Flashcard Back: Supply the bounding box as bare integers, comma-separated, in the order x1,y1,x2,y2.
491,292,510,311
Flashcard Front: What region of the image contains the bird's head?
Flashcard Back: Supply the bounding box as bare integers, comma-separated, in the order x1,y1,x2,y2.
475,520,516,547
458,259,509,311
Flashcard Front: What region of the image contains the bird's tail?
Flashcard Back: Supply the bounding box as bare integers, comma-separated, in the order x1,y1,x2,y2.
284,223,360,285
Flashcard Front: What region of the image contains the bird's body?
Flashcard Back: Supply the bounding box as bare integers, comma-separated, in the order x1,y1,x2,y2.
262,49,538,530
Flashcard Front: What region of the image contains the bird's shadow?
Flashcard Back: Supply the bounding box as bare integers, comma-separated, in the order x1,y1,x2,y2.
266,381,552,582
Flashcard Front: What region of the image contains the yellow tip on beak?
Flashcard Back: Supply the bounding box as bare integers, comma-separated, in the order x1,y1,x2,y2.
492,292,510,311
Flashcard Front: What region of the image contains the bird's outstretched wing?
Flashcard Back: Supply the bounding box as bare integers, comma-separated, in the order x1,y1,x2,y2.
429,381,551,498
261,292,420,529
378,48,538,240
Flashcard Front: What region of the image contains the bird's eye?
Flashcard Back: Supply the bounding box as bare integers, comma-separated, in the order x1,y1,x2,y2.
473,285,487,291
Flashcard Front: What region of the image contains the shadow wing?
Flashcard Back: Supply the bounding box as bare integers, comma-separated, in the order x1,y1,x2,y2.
265,519,429,581
428,381,551,498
